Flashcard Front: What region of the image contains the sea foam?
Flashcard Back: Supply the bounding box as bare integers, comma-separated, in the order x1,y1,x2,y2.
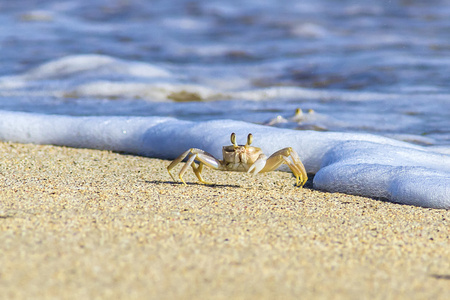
0,110,448,209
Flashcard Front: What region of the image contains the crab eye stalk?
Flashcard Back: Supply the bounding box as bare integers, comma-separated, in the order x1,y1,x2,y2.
246,133,253,146
295,108,303,116
231,132,237,147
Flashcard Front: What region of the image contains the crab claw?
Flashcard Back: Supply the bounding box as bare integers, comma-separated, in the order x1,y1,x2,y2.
248,155,267,175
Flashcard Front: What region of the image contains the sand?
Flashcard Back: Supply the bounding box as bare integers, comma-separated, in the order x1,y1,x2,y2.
0,141,449,299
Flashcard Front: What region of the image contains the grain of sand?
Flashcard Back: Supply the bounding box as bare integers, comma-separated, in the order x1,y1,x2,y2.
0,141,449,299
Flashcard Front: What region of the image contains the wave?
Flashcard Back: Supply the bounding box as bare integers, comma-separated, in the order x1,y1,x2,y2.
2,54,449,101
0,55,449,146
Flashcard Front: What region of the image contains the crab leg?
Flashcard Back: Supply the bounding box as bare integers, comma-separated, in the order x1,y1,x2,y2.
167,148,222,185
249,147,308,187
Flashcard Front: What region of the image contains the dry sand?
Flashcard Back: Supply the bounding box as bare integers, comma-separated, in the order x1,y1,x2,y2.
0,141,449,299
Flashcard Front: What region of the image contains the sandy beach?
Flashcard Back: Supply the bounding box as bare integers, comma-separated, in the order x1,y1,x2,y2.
0,141,449,299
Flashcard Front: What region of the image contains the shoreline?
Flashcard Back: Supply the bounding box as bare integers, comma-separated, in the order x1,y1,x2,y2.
0,141,449,299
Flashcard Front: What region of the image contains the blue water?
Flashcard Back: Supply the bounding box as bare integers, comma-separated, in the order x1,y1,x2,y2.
1,0,449,145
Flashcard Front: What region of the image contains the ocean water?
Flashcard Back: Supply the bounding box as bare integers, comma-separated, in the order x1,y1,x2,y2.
0,0,449,208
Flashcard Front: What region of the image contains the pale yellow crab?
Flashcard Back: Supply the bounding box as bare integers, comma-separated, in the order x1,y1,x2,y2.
167,133,308,187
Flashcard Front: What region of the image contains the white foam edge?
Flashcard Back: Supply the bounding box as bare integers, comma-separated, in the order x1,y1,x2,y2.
6,54,171,82
68,81,222,101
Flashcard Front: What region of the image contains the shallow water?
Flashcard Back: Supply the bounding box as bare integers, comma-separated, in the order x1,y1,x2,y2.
0,0,449,146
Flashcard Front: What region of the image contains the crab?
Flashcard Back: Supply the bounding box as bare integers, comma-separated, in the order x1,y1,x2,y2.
167,133,308,187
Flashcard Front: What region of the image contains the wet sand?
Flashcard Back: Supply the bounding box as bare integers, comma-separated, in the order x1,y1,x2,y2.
0,141,449,299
